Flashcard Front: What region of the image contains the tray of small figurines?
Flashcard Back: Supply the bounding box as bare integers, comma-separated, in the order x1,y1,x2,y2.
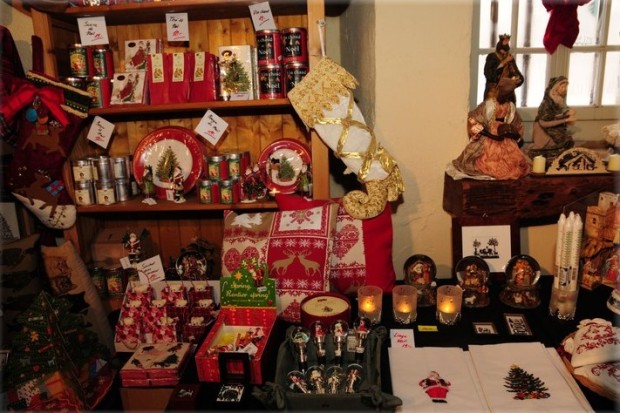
403,254,437,307
499,254,541,309
254,321,402,411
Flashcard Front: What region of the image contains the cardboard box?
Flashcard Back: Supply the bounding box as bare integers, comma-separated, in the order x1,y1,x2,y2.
120,342,191,387
195,307,277,384
90,227,152,267
120,386,174,412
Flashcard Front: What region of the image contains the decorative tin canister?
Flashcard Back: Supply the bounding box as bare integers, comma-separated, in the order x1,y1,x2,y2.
198,178,213,204
258,64,284,100
63,77,86,90
85,76,111,108
68,43,89,77
220,179,238,204
89,264,107,297
104,266,125,297
96,181,116,205
91,156,112,182
256,29,282,65
281,27,308,64
91,47,114,78
227,152,243,179
284,61,309,93
208,155,228,181
115,178,130,202
74,181,95,206
111,156,129,179
72,158,93,182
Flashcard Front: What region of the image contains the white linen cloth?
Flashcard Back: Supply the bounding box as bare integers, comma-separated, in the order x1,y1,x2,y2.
468,342,593,412
389,347,489,413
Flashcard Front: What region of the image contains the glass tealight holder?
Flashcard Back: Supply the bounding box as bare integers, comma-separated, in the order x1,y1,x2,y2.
436,285,463,325
392,285,417,324
357,286,383,324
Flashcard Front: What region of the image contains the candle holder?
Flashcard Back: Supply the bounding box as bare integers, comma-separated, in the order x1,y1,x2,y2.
549,286,579,320
435,285,463,326
392,285,417,324
357,285,383,324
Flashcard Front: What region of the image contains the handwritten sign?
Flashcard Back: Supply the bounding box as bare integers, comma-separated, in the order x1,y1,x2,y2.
86,116,114,148
77,17,109,46
390,329,415,348
195,110,228,147
249,2,277,31
166,13,189,42
136,255,166,284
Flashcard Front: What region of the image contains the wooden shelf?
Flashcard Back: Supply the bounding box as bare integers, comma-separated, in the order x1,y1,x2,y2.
77,197,277,213
89,99,292,118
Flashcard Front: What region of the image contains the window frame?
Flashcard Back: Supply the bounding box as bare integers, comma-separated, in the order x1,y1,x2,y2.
470,0,619,122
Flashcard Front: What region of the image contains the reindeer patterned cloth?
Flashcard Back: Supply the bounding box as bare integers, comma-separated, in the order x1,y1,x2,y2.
3,72,91,229
222,204,338,323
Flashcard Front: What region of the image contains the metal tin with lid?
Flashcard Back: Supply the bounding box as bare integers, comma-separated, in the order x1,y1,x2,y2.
226,152,243,179
111,156,129,179
91,156,112,182
256,29,282,65
284,61,309,93
91,46,114,78
96,181,116,205
281,27,308,64
258,63,284,100
74,181,95,206
198,178,213,204
72,158,94,182
208,154,228,181
115,178,130,202
68,43,89,77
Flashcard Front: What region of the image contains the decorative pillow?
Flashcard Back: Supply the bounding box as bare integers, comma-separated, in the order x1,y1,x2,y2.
222,204,338,322
563,318,620,368
275,195,396,295
41,240,114,351
0,233,42,347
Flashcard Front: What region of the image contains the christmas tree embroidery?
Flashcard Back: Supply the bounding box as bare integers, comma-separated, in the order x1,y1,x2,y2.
504,364,550,400
156,146,180,182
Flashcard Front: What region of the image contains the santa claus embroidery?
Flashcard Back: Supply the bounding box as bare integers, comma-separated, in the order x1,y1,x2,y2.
419,370,451,403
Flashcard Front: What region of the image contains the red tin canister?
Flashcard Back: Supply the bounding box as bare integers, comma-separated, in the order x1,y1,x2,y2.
256,29,282,65
281,27,308,64
85,76,111,108
258,64,284,100
284,61,309,93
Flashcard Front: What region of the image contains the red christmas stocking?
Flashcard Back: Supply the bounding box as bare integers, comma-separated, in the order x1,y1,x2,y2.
2,72,91,229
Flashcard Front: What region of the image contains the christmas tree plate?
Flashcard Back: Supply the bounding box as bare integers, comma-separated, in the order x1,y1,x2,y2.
258,138,311,194
133,127,205,200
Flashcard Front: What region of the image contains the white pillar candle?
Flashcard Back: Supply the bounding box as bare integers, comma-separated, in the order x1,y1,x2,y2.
607,154,620,171
532,155,546,174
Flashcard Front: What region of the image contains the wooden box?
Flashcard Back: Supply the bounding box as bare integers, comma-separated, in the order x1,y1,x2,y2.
120,386,174,412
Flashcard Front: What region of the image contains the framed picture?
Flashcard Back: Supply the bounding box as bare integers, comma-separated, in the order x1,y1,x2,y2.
452,216,519,274
472,322,498,335
504,313,532,336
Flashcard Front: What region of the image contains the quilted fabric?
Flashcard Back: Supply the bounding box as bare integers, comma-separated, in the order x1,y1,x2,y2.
275,195,396,295
222,204,338,322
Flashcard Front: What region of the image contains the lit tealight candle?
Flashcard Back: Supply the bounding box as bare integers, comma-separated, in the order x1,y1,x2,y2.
397,302,412,313
439,300,455,314
532,155,546,174
361,299,376,313
607,154,620,172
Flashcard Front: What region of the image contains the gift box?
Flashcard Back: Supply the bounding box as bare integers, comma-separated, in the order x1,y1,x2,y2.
254,326,402,411
189,51,219,102
146,53,169,105
167,383,201,410
125,38,162,71
195,306,277,384
110,70,148,105
217,45,256,100
120,342,191,387
169,52,192,103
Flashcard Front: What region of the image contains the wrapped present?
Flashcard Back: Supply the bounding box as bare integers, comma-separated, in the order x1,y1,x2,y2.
120,342,191,387
189,51,219,102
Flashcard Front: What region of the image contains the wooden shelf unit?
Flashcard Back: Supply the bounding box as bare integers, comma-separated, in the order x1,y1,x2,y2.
31,0,329,267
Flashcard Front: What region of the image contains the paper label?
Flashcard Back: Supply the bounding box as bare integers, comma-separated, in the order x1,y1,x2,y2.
249,2,277,31
194,52,205,81
166,13,190,42
151,54,165,83
390,329,415,348
172,53,185,82
417,325,439,332
77,16,109,46
136,255,166,284
195,110,229,147
86,116,114,148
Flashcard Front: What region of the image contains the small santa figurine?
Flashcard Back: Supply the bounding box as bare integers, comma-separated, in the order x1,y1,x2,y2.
172,166,185,203
419,370,451,403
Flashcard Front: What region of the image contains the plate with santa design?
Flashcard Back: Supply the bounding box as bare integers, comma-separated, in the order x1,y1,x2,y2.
133,127,205,199
258,138,311,194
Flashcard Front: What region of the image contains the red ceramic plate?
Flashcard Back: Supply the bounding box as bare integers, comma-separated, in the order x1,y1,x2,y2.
133,127,204,197
258,138,311,194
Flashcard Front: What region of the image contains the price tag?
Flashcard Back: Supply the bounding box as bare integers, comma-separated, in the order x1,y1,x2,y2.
77,16,110,46
195,110,229,147
166,13,190,42
249,2,277,31
86,116,114,149
390,329,415,348
136,255,166,284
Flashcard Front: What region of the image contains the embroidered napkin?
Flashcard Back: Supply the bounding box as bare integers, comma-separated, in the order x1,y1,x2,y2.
468,342,592,412
389,347,488,412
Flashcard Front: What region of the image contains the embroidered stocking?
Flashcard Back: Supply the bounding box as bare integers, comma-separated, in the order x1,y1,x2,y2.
2,72,91,229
